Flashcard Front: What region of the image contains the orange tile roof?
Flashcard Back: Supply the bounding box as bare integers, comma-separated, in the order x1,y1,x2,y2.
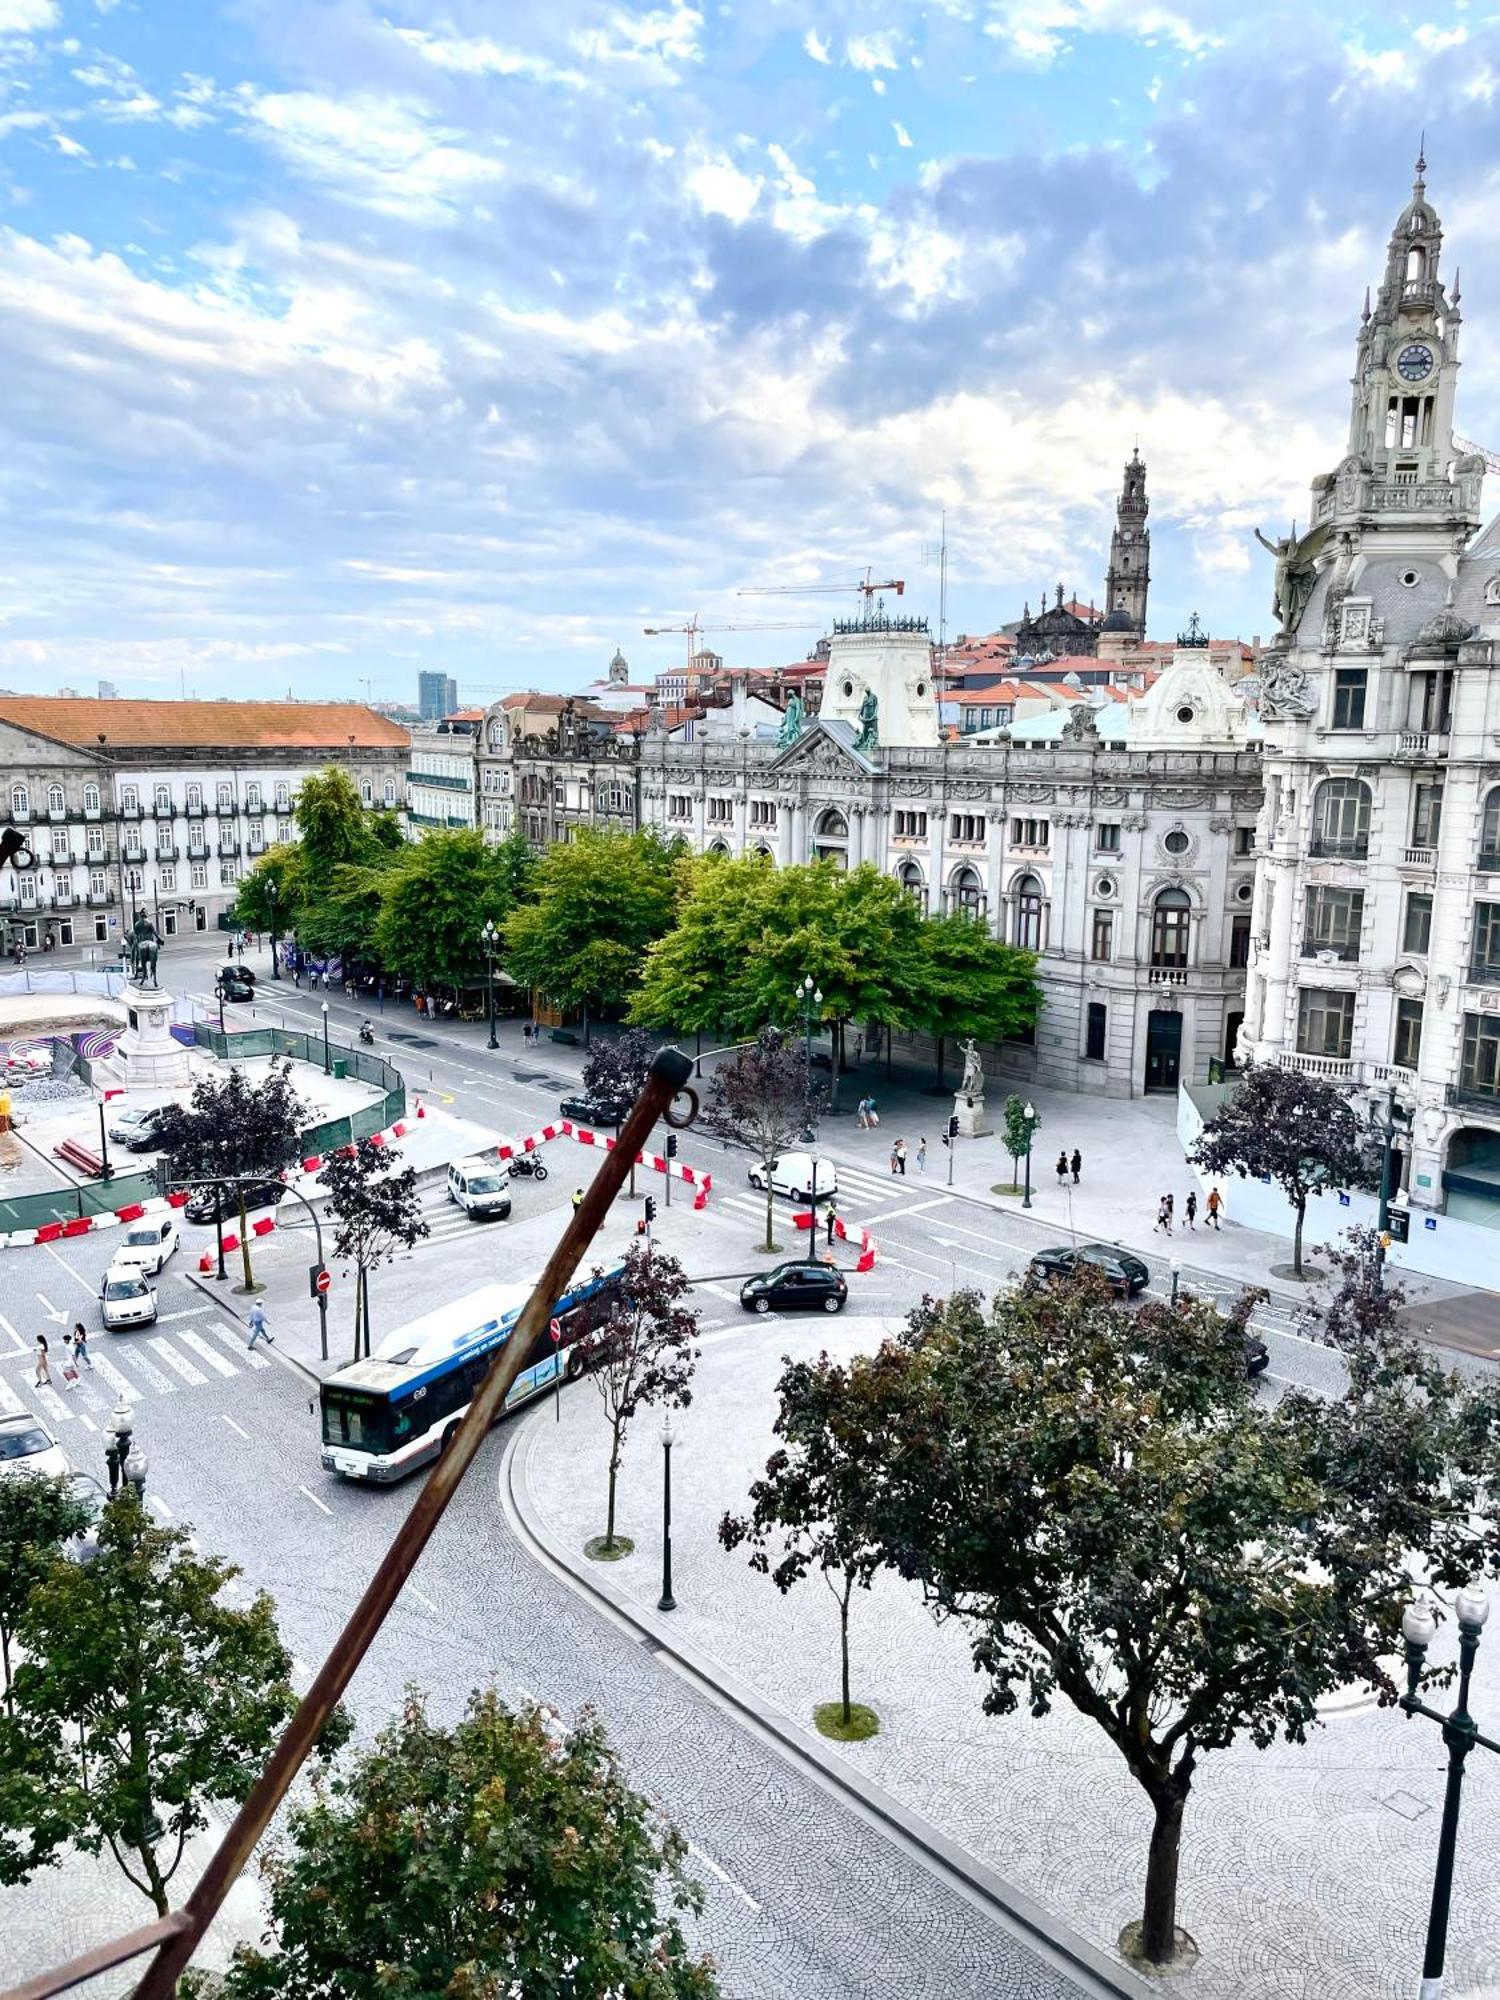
0,695,409,751
952,683,1025,706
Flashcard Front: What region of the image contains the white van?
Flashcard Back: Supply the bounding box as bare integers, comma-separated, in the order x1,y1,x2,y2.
446,1157,512,1222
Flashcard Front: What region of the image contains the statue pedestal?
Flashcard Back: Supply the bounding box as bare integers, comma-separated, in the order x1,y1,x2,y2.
953,1092,991,1139
117,981,192,1091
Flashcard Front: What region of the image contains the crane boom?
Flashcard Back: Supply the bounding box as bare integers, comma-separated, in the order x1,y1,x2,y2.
737,578,904,599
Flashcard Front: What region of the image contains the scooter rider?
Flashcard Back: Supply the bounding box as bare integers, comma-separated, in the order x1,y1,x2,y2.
359,1019,375,1043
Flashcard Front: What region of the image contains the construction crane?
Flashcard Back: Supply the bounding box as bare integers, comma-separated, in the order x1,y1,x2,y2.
641,614,824,671
736,573,905,600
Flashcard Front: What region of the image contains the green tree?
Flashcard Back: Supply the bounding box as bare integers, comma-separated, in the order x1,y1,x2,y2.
0,1474,89,1715
293,765,377,875
0,1494,309,1911
155,1059,308,1292
504,828,678,1040
292,859,394,968
185,1686,719,2000
372,828,531,998
317,1138,428,1361
1000,1093,1040,1191
573,1243,700,1556
721,1355,886,1736
702,1026,819,1252
236,767,400,958
800,1270,1468,1966
912,914,1040,1086
631,852,775,1036
1191,1061,1375,1277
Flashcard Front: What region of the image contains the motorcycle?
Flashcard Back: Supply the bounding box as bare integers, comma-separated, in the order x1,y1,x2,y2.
358,1022,375,1045
506,1155,548,1183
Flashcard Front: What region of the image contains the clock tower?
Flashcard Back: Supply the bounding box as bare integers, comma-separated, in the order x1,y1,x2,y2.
1103,446,1150,637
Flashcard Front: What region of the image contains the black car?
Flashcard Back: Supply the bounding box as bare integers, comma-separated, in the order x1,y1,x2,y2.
740,1261,848,1316
218,971,255,1003
183,1181,287,1226
558,1094,630,1127
1028,1242,1151,1298
220,963,256,988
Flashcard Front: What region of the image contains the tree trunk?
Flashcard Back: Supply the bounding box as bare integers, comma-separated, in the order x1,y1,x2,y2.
135,1837,170,1918
1139,1784,1187,1963
1,1624,11,1714
237,1190,255,1291
762,1169,775,1253
361,1266,372,1360
839,1580,852,1724
604,1425,621,1550
1292,1194,1306,1277
935,1034,946,1088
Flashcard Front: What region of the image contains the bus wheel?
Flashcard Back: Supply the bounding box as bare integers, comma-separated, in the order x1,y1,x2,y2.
440,1421,462,1456
565,1347,587,1381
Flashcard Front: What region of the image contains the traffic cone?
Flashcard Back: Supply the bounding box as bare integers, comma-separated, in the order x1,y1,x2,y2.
415,1096,425,1119
198,1251,212,1273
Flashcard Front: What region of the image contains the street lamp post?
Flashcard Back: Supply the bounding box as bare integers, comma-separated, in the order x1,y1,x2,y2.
321,1001,330,1077
1170,1255,1182,1304
266,878,280,980
1021,1101,1038,1209
97,1099,113,1184
657,1417,676,1613
104,1400,133,1495
1399,1588,1500,2000
1373,1083,1412,1289
798,975,823,1141
481,918,500,1051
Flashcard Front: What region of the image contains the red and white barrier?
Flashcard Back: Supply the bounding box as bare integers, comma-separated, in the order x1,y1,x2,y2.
792,1207,877,1273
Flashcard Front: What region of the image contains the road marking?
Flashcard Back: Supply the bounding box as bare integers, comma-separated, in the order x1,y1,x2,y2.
90,1351,142,1404
36,1383,73,1422
297,1483,334,1517
148,1338,207,1387
147,1493,172,1519
856,1195,954,1228
42,1242,102,1298
687,1842,761,1913
408,1586,439,1613
0,1312,27,1358
0,1375,23,1416
220,1413,251,1440
178,1330,239,1379
35,1292,68,1324
203,1319,270,1370
111,1342,176,1394
76,1412,97,1432
155,1308,210,1324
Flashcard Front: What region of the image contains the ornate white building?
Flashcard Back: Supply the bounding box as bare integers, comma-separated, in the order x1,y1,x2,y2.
642,605,1260,1097
1241,158,1500,1228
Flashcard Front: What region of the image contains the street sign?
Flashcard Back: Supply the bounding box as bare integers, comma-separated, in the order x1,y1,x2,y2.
310,1264,331,1298
549,1316,562,1344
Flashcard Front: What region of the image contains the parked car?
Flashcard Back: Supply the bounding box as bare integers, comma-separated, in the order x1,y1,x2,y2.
0,1412,70,1482
183,1181,286,1225
108,1104,169,1150
112,1216,180,1275
1028,1242,1151,1299
61,1471,110,1563
446,1157,512,1221
740,1261,848,1316
746,1152,838,1203
558,1093,629,1127
99,1265,158,1330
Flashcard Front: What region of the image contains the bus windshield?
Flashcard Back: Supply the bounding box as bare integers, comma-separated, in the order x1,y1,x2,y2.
321,1386,391,1455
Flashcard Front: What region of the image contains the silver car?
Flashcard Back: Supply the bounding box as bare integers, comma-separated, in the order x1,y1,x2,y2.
100,1266,158,1330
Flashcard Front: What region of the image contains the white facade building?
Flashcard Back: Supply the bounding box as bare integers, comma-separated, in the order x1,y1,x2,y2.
407,718,478,837
1241,159,1500,1229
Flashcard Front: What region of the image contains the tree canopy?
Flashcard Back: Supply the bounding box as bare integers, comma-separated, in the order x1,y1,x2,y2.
372,828,531,995
701,1026,818,1251
155,1058,308,1288
504,828,680,1025
0,1474,90,1715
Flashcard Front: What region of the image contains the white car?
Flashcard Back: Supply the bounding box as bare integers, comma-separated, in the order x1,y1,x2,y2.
747,1152,838,1202
112,1216,180,1275
0,1412,70,1482
100,1265,158,1331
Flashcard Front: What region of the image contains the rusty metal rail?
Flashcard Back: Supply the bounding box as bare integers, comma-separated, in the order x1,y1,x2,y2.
6,1046,693,2000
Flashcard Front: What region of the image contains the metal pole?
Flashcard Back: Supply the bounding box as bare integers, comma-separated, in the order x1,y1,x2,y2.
127,1047,694,2000
658,1432,676,1612
1022,1129,1033,1209
1376,1083,1397,1291
322,1006,330,1076
1418,1626,1482,1999
97,1103,112,1183
947,1125,955,1187
486,944,498,1050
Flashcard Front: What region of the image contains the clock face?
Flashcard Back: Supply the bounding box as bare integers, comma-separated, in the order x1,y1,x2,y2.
1397,343,1435,382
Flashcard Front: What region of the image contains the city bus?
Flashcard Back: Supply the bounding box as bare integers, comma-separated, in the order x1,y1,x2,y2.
318,1263,623,1484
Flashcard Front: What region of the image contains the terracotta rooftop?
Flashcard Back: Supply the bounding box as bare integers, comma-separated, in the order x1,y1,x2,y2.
0,695,409,752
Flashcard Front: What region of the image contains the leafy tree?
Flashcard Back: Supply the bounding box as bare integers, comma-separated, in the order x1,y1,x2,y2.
631,852,776,1036
184,1686,719,2000
155,1058,308,1292
805,1272,1468,1966
1000,1093,1041,1190
317,1138,428,1361
1190,1061,1375,1277
574,1243,700,1554
236,767,400,960
702,1027,819,1252
581,1026,659,1110
911,914,1041,1086
372,829,527,999
0,1494,313,1912
0,1475,89,1715
504,829,678,1041
232,847,299,940
292,765,377,876
720,1355,886,1731
292,858,394,969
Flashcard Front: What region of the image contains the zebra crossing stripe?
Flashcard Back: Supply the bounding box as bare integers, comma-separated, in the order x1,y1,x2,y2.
0,1376,25,1417
148,1337,207,1387
90,1351,142,1404
204,1319,269,1371
109,1341,176,1395
35,1384,73,1423
176,1330,239,1379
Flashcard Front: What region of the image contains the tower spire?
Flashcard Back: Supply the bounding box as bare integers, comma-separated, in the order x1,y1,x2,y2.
1103,444,1150,640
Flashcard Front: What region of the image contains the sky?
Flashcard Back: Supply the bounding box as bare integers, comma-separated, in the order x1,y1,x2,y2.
0,2,1498,706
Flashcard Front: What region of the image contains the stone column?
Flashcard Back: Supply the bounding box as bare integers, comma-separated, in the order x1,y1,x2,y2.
1257,856,1298,1055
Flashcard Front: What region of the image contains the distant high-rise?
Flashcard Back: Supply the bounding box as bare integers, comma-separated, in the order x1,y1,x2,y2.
97,678,119,700
417,671,459,721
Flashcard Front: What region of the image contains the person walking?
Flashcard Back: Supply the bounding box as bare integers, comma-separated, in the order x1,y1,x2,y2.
71,1322,93,1371
34,1334,51,1388
1206,1186,1223,1230
1153,1197,1173,1235
1054,1151,1068,1188
825,1199,839,1247
895,1139,908,1176
246,1300,274,1350
571,1188,585,1216
856,1097,869,1130
1184,1191,1198,1230
1070,1148,1082,1185
916,1137,927,1173
866,1095,879,1129
889,1140,900,1176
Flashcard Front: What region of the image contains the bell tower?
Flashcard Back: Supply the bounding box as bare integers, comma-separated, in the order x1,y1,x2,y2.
1104,447,1150,637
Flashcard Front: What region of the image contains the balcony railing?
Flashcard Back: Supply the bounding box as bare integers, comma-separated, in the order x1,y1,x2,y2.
187,841,209,861
247,838,266,857
83,804,102,822
86,889,114,907
46,805,66,823
1279,1050,1354,1080
8,807,32,826
156,843,178,862
53,891,76,909
1308,836,1369,860
1402,846,1437,869
1466,962,1500,987
122,845,146,865
1368,1062,1416,1088
217,839,240,858
1395,731,1449,761
185,800,206,818
1448,1081,1500,1114
1302,942,1361,962
1148,967,1189,985
119,801,142,820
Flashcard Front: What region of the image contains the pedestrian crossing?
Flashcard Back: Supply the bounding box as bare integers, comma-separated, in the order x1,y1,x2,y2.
712,1159,951,1233
0,1306,268,1433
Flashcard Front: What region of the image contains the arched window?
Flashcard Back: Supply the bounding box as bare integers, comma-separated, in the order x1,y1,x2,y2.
10,783,29,817
896,860,925,903
1151,887,1192,968
950,864,984,919
1481,788,1500,871
47,784,64,814
487,718,506,752
83,783,101,815
361,776,373,806
1312,778,1371,860
813,806,848,867
708,839,731,858
1406,245,1427,282
121,784,138,811
1013,873,1045,951
185,782,202,812
384,777,396,806
816,808,847,840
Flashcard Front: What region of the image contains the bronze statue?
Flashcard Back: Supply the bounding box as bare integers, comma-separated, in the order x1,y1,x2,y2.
123,908,161,987
1254,525,1318,635
777,691,805,747
854,687,879,754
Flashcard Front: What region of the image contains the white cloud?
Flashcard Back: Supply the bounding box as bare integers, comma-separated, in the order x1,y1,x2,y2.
391,27,587,90
984,0,1223,67
804,28,831,63
872,78,887,94
682,142,760,221
847,31,901,71
52,131,89,157
571,6,703,73
1340,42,1413,87
236,90,507,218
0,0,57,30
1413,23,1467,53
893,120,913,147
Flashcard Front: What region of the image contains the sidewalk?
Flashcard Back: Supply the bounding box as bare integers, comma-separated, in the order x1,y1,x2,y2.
513,1314,1500,2000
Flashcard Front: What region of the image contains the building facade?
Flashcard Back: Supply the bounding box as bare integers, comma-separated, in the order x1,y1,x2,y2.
476,694,640,849
407,714,478,836
0,698,409,945
417,672,459,723
1241,160,1500,1227
642,607,1259,1097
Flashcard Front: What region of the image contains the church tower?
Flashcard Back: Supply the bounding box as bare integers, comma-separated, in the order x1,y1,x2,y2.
1103,447,1150,637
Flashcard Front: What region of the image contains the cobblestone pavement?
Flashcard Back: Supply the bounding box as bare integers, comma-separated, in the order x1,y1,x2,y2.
522,1313,1500,2000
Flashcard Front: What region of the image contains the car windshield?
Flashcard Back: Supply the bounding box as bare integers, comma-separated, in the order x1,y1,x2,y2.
0,1426,52,1460
105,1277,147,1299
125,1229,158,1248
467,1176,504,1194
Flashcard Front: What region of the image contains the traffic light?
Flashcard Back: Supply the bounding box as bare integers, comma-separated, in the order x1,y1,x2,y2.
644,1196,658,1225
665,1133,678,1159
947,1114,960,1140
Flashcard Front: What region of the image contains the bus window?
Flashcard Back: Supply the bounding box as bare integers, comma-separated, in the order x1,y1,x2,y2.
322,1388,388,1454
